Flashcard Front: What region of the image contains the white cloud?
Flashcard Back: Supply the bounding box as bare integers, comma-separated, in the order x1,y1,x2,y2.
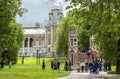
45,0,48,2
16,0,67,26
54,0,65,6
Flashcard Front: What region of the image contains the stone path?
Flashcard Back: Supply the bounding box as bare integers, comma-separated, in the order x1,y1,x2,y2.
55,71,120,79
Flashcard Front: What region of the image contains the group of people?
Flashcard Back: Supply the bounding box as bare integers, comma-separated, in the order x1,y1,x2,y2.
64,60,72,71
103,62,111,71
89,60,101,74
51,59,60,70
77,60,101,74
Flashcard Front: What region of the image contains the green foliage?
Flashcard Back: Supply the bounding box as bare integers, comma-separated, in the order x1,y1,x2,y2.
0,22,24,64
0,0,25,64
0,0,26,26
66,0,120,72
66,0,120,60
55,12,76,56
56,10,91,55
78,24,91,50
55,17,69,56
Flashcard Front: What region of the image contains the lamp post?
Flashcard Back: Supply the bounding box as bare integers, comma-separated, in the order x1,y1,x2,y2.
36,48,41,65
36,49,39,65
39,48,43,64
38,52,41,64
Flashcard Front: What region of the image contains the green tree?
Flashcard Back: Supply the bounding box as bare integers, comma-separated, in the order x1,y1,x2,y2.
55,17,69,56
78,24,91,51
56,11,91,56
0,0,25,65
55,12,75,56
66,0,120,72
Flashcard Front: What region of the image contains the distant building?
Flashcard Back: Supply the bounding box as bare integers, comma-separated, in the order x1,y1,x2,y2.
68,29,78,69
19,6,63,57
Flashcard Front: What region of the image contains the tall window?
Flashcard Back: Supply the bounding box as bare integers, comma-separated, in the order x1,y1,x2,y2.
71,39,73,46
24,38,28,47
30,38,33,47
74,39,77,46
74,39,77,42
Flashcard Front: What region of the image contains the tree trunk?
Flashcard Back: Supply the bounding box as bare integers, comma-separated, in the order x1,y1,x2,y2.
116,39,120,72
116,59,120,72
1,52,5,68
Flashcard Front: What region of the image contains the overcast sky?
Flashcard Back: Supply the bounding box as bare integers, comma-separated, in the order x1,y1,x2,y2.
16,0,67,27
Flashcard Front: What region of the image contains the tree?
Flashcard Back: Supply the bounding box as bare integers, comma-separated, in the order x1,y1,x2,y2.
55,16,69,56
78,24,91,51
55,12,75,56
0,0,25,65
66,0,120,72
55,11,90,56
55,11,91,56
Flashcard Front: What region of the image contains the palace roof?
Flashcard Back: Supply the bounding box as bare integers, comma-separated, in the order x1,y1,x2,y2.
23,27,45,35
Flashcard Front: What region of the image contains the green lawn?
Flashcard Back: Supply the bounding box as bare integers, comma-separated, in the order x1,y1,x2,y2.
108,66,120,74
0,57,70,79
111,66,116,72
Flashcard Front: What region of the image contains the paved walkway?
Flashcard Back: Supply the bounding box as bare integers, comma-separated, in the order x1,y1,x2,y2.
55,71,120,79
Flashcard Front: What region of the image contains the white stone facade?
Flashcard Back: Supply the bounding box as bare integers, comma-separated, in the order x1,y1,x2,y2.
19,6,63,57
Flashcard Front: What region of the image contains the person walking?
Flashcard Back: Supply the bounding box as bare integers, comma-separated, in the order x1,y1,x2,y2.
89,61,93,74
22,56,24,64
96,60,100,74
64,60,68,71
1,61,4,68
51,60,54,69
9,61,12,68
57,60,60,70
42,59,45,69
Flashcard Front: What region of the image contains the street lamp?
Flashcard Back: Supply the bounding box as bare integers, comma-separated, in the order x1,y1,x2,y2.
36,48,42,65
38,51,41,65
36,49,38,65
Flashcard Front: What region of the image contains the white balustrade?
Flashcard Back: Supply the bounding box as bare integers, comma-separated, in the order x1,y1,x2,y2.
19,47,34,56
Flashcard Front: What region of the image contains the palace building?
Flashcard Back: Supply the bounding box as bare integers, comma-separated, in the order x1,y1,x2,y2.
19,6,63,57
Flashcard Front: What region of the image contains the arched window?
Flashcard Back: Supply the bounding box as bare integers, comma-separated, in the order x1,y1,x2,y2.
24,38,28,47
30,38,33,47
71,39,73,46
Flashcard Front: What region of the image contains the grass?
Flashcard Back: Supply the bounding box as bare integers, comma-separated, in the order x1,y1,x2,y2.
111,66,116,72
0,57,70,79
108,66,120,74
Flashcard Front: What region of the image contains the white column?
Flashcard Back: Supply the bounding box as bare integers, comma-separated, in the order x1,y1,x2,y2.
45,30,47,53
36,40,39,47
45,32,47,47
51,26,53,52
27,37,30,56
